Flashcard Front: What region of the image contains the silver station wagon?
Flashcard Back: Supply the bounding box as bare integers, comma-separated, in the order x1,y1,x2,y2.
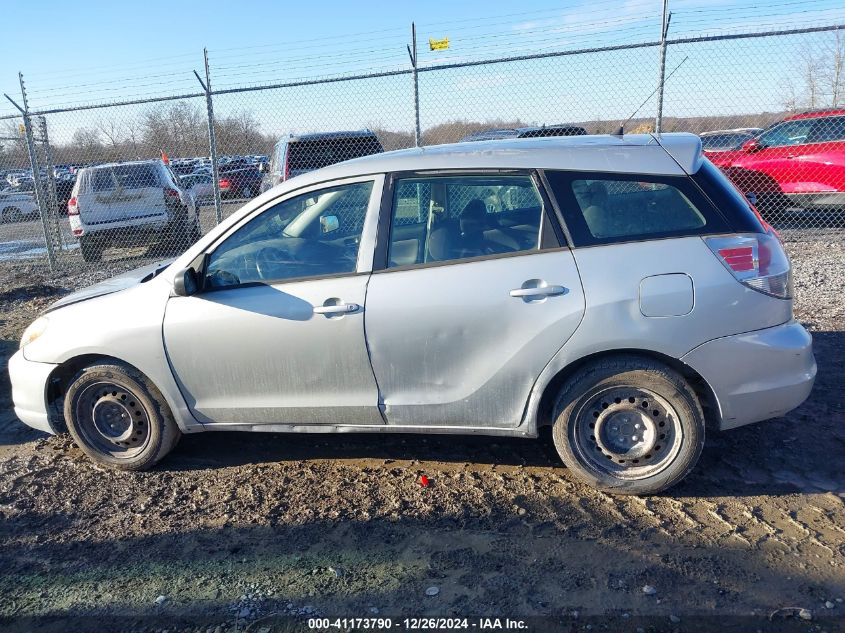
9,134,816,494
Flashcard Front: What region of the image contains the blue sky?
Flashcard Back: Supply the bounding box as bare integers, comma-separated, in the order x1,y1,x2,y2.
1,0,844,144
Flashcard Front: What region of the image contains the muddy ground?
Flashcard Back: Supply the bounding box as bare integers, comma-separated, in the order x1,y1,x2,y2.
0,233,843,633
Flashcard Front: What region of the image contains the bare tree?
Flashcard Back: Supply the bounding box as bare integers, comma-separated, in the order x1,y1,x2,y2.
787,33,845,110
96,116,125,152
70,128,104,161
822,31,845,107
0,120,28,168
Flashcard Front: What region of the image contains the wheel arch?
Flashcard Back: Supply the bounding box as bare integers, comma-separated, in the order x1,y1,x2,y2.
45,353,189,434
532,348,722,433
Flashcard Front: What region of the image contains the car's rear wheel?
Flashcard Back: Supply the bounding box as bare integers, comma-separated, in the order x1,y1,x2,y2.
2,207,22,223
551,356,705,495
79,236,103,263
64,362,181,470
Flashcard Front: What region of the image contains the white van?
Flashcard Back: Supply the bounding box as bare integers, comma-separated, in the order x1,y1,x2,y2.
67,160,199,262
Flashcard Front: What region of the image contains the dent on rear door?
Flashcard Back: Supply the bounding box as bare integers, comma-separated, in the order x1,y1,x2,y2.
363,250,587,429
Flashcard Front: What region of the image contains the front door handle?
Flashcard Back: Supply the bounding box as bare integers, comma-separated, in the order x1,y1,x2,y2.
509,285,566,298
313,302,360,315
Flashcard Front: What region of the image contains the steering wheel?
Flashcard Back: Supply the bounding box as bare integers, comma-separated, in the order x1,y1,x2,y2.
254,246,290,280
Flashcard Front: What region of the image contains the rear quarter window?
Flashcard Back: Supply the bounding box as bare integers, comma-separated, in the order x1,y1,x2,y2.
544,170,731,246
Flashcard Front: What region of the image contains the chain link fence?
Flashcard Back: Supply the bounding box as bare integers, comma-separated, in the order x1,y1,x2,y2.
1,22,843,276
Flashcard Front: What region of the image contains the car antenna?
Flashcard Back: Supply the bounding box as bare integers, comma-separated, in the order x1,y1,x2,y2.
614,55,689,136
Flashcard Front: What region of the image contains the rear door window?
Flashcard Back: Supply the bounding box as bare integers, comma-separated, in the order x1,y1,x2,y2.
544,170,730,246
385,174,547,268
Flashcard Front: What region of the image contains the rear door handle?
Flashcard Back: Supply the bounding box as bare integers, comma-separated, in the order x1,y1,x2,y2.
313,302,360,315
509,285,566,298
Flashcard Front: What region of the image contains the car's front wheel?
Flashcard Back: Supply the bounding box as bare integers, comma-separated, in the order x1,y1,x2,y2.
63,362,181,470
551,356,705,495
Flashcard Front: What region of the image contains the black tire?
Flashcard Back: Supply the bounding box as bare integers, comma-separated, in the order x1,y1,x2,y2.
79,236,103,263
3,207,22,223
551,355,705,495
63,362,181,471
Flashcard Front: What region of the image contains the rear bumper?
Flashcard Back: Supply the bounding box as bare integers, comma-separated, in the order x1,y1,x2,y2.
681,320,816,430
8,349,57,434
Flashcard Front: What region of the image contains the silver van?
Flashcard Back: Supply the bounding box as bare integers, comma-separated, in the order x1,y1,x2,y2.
260,130,383,192
11,134,815,495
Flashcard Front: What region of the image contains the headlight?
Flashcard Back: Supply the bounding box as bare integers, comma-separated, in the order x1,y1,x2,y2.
20,317,48,349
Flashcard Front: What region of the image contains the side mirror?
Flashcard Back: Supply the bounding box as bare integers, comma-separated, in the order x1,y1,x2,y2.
172,267,199,297
320,215,340,234
742,138,762,153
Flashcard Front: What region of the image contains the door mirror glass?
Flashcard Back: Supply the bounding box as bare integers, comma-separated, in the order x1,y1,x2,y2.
320,215,340,234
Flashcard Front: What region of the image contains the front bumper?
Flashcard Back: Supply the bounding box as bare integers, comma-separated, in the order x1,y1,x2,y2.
8,349,57,434
681,320,816,430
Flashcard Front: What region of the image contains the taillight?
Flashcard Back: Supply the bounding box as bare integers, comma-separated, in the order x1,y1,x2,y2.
704,233,792,299
67,196,78,216
219,178,231,190
283,152,290,181
164,188,180,199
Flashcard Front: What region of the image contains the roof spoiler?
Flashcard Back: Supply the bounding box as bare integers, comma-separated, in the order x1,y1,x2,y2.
652,133,703,175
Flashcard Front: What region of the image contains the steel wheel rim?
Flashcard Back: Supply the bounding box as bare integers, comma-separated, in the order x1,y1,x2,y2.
570,385,683,480
73,380,152,459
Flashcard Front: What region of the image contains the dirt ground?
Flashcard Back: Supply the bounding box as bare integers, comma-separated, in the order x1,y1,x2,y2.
0,233,843,633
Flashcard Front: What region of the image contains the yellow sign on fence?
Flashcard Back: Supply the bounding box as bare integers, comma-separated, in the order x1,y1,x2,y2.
429,37,449,51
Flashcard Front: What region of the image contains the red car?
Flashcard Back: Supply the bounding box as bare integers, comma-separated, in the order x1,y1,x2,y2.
705,108,845,215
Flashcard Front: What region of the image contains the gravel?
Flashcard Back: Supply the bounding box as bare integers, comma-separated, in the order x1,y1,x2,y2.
0,231,843,632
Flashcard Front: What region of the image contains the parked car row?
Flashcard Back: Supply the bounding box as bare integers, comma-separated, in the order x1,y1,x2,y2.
4,111,843,261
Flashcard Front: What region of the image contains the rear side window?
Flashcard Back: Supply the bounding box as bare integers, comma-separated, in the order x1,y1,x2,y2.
545,170,730,246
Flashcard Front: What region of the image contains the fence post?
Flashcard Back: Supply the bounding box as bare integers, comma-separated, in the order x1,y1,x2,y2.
36,116,66,252
194,48,223,225
654,0,671,134
6,73,56,271
408,22,422,147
